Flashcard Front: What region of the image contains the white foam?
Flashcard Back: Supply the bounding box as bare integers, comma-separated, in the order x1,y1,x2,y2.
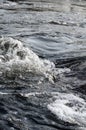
0,37,70,82
47,93,86,127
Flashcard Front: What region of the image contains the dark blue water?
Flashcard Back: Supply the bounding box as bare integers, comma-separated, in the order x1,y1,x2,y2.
0,0,86,130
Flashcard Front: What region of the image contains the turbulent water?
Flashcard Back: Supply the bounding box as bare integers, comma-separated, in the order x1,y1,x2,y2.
0,0,86,130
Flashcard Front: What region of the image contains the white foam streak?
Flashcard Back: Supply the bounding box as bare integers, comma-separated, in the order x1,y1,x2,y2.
47,93,86,127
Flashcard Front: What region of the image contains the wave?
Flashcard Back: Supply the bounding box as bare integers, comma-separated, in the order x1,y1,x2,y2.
0,37,70,82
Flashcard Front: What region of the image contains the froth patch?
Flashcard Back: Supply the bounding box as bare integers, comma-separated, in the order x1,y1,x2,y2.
0,37,55,81
47,93,86,127
0,37,70,82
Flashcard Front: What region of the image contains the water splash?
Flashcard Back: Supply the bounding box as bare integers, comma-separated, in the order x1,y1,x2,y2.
47,93,86,128
0,37,70,83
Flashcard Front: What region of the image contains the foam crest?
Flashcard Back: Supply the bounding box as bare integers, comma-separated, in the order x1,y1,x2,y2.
0,37,70,82
0,37,56,81
47,93,86,127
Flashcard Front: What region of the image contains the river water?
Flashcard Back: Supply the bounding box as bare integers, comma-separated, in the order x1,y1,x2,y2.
0,0,86,130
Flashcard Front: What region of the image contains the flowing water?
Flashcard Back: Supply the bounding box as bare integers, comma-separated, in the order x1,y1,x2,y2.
0,0,86,130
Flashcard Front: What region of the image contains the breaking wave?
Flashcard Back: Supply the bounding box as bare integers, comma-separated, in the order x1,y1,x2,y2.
0,37,70,82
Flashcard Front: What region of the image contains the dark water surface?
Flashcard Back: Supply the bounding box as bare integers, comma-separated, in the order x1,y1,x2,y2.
0,0,86,130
